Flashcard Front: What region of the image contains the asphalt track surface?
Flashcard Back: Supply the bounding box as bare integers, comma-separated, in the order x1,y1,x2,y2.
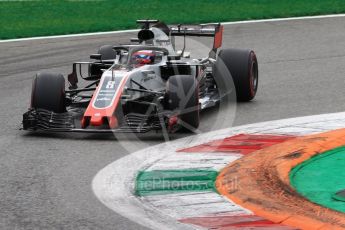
1,16,345,229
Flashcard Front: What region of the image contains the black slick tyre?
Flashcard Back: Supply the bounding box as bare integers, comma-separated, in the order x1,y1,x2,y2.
166,75,199,130
31,73,66,113
98,45,117,60
217,49,258,101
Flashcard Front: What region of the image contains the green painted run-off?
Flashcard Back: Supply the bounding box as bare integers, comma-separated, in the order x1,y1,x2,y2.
135,169,218,196
290,146,345,213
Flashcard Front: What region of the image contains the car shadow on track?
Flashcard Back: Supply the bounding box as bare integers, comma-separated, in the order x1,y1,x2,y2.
21,130,194,142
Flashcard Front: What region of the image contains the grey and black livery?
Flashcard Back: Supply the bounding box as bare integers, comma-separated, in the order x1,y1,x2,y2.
23,19,258,133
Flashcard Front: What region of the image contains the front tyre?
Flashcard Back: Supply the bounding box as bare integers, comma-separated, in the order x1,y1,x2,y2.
217,49,258,101
98,45,117,60
31,73,66,113
166,75,200,131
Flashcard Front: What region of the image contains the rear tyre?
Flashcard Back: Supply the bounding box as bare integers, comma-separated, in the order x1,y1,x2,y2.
31,73,66,113
166,75,199,130
216,49,258,101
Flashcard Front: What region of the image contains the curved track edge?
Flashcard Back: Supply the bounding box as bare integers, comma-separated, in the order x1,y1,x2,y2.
93,112,345,229
216,128,345,229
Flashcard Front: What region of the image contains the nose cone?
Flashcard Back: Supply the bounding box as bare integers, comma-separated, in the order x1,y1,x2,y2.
82,72,129,129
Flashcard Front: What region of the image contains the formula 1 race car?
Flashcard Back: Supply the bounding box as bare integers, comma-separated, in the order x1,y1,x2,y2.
22,20,258,133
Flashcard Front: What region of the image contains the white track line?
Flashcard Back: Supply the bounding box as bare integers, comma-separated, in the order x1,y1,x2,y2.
220,13,345,25
2,14,345,43
0,29,139,43
92,111,345,230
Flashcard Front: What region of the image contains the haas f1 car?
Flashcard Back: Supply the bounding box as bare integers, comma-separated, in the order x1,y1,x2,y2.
23,20,258,133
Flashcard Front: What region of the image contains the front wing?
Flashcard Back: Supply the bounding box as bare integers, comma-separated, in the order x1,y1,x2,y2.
22,109,164,133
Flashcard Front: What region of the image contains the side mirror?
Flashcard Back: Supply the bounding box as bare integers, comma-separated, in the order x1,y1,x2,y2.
130,38,140,43
168,55,181,61
90,54,102,60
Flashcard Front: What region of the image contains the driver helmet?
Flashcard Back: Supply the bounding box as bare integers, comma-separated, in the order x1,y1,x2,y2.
132,50,155,65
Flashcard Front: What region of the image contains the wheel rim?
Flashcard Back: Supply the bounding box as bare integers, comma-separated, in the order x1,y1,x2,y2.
250,61,258,96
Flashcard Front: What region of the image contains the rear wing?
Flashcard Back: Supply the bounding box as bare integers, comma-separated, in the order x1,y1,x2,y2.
136,20,223,58
168,23,223,50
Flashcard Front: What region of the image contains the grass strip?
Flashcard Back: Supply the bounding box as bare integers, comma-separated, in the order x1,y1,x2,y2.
1,0,345,39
